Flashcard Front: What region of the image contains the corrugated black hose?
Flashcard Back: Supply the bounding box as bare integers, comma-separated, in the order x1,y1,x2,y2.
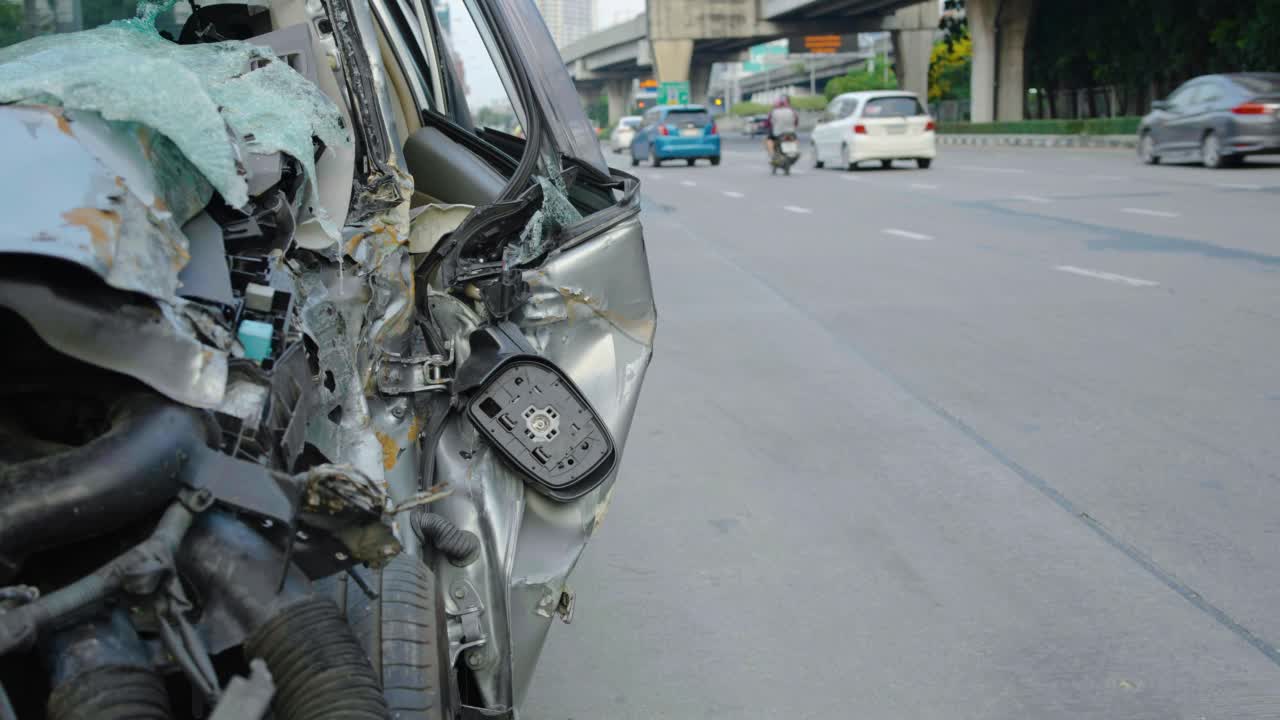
412,510,480,566
178,513,388,720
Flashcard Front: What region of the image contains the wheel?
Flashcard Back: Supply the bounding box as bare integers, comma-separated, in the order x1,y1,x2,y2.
841,143,856,171
630,155,639,167
710,156,721,166
1202,132,1225,169
881,159,893,169
651,151,661,167
917,158,932,169
784,165,791,176
1139,132,1159,165
318,556,450,718
686,158,696,167
812,143,824,169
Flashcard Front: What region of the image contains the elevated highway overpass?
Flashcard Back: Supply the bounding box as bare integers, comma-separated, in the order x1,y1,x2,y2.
563,0,1034,125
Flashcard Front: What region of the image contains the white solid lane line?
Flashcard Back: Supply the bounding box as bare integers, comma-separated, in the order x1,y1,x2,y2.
839,175,867,182
1217,182,1263,191
1088,174,1128,181
1056,265,1159,288
1012,194,1052,204
1122,207,1180,218
722,191,745,198
783,205,813,214
954,165,1028,174
680,180,697,187
911,183,939,190
883,228,933,240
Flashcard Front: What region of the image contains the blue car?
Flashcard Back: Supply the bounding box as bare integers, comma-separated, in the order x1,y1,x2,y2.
630,105,722,167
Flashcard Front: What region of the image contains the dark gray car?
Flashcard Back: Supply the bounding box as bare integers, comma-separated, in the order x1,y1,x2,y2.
1138,73,1280,168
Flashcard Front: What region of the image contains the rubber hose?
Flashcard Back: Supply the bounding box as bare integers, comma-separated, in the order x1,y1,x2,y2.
244,597,388,720
44,609,171,720
412,511,480,566
0,394,212,581
46,666,171,720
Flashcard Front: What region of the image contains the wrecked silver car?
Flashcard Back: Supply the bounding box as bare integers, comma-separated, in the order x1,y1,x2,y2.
0,0,654,717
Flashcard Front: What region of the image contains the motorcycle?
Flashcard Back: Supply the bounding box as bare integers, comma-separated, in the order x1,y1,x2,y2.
0,0,655,718
771,132,801,175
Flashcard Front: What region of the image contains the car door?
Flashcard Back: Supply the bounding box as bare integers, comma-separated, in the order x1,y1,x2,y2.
813,98,839,160
1157,82,1203,151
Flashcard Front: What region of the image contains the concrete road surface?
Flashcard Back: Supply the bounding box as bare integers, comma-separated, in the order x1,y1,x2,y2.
522,138,1280,720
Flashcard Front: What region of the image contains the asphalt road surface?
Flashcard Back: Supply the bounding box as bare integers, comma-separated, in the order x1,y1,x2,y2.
522,137,1280,720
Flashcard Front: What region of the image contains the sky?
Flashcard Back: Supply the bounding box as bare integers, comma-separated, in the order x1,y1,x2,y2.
596,0,645,28
451,0,647,109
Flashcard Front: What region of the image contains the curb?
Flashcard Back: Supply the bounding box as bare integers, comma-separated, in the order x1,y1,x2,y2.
939,134,1137,150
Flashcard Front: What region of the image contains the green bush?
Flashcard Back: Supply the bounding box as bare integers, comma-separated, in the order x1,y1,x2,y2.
731,101,770,117
938,117,1142,135
791,95,829,111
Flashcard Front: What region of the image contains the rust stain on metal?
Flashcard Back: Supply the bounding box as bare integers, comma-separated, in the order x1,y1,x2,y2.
376,430,400,470
406,415,421,443
61,207,120,268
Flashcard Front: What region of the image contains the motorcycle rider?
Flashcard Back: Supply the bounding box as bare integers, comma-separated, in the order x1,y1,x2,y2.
764,95,800,158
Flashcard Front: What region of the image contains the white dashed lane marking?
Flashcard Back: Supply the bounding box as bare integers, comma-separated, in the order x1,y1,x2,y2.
783,206,813,214
882,228,933,240
954,165,1028,174
911,183,939,190
1056,265,1159,288
680,180,697,187
1012,194,1052,204
1122,207,1180,218
722,191,745,198
1217,183,1262,191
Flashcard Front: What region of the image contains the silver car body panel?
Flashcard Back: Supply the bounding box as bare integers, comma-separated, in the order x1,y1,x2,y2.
431,211,655,709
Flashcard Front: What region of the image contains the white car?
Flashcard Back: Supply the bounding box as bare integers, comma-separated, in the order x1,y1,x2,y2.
811,91,937,170
610,115,643,153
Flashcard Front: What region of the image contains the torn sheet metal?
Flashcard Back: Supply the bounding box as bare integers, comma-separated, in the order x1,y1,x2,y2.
0,273,228,408
0,5,350,226
0,105,202,301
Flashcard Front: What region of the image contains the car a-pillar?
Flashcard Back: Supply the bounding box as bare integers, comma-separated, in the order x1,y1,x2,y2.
967,0,1034,122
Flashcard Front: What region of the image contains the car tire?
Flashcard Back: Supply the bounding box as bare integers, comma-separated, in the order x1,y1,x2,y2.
651,152,661,167
630,155,639,167
841,143,856,172
687,158,696,167
917,158,932,169
881,159,893,169
812,143,824,169
1202,132,1226,169
1139,132,1160,165
711,156,721,166
317,556,450,719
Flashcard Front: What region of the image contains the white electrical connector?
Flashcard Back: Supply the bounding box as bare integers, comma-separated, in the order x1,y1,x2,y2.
244,283,275,313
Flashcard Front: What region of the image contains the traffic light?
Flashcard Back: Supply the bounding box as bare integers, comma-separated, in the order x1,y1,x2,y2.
713,96,724,107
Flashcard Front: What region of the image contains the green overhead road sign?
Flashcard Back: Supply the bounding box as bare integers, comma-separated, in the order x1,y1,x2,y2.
658,81,690,105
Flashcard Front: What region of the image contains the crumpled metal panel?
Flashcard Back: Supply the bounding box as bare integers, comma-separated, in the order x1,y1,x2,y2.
0,105,202,302
433,212,656,709
0,275,228,408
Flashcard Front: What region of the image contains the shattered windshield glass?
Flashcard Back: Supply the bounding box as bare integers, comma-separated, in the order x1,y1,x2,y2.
1,0,186,48
0,0,350,235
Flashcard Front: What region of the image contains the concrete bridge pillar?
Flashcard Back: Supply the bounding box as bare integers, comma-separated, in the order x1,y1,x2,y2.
605,79,631,124
887,1,939,106
651,38,694,84
689,63,713,105
968,0,1034,122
